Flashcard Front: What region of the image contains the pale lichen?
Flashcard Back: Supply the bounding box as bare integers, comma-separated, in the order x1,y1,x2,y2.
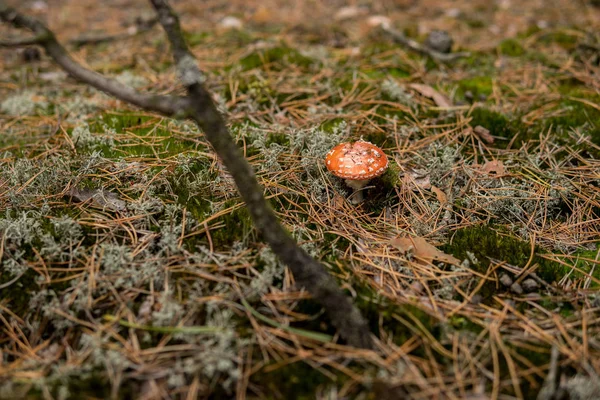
0,91,47,116
176,54,206,86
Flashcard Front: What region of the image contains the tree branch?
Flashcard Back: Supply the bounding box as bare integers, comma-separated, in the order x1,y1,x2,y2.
0,34,46,47
0,0,373,348
380,24,470,63
148,0,372,349
0,3,188,117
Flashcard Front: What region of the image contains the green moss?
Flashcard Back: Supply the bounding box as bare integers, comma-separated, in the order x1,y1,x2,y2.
0,269,39,316
210,200,255,247
250,358,344,399
65,372,126,399
456,76,494,100
378,160,401,188
361,130,392,148
538,31,580,50
219,29,255,47
238,46,314,71
457,51,495,69
498,38,526,57
361,42,399,57
351,278,440,348
86,112,200,159
333,71,372,94
512,344,553,398
566,246,600,289
169,159,215,218
319,118,346,134
542,99,600,146
467,108,530,148
184,31,210,46
442,226,567,300
361,67,411,80
465,18,486,29
14,371,137,400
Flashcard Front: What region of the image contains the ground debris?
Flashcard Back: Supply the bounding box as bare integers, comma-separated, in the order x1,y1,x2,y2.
66,186,127,211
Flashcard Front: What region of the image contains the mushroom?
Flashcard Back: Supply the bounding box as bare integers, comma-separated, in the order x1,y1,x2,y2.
325,140,389,204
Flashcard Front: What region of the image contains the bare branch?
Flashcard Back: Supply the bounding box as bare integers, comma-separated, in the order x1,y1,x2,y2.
0,0,374,348
148,0,373,349
380,24,470,63
0,34,46,47
0,3,188,117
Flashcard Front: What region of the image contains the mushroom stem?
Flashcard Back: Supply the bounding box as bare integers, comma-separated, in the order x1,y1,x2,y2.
345,178,370,204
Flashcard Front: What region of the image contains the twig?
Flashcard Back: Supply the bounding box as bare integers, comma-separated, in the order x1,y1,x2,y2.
0,3,187,117
0,34,47,47
379,25,470,63
0,0,373,349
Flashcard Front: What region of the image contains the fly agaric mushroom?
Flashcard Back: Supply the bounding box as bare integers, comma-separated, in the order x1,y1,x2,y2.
325,140,389,204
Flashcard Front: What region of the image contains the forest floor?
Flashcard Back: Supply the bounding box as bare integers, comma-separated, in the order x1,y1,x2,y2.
1,0,599,398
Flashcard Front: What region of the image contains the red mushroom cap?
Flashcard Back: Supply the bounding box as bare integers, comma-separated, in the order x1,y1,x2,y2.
325,140,389,180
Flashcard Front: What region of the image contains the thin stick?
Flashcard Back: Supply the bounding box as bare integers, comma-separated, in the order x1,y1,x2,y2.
379,25,470,63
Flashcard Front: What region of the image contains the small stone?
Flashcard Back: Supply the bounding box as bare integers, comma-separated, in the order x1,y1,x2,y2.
424,30,453,54
499,273,513,287
470,294,483,305
510,282,523,295
522,278,539,293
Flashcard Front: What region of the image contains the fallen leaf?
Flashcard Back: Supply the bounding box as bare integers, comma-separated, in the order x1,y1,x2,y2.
481,160,506,176
409,83,452,108
431,185,447,203
390,236,460,265
473,125,495,144
67,187,127,211
402,168,431,190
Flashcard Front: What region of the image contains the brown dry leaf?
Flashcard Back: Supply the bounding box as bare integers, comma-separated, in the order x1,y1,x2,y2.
473,125,495,144
402,168,431,190
431,185,447,203
390,236,460,265
409,83,453,108
481,160,506,176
